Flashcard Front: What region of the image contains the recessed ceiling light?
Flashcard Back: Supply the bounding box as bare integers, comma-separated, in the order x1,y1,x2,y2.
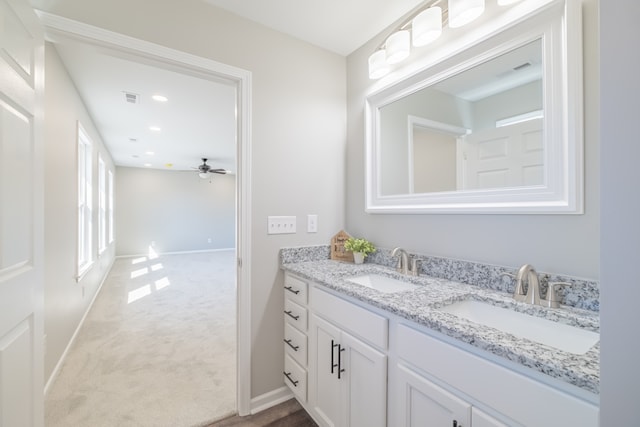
132,154,139,158
149,126,161,132
144,163,152,167
165,163,173,168
129,138,138,142
152,95,168,102
145,151,155,156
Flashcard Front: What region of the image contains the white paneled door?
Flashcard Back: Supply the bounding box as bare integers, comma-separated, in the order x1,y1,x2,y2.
0,0,45,426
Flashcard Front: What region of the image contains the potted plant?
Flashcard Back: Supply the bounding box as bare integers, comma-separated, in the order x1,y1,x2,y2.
344,237,376,264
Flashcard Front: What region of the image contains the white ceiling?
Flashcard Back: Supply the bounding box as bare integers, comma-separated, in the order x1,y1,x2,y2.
52,1,425,173
201,0,425,56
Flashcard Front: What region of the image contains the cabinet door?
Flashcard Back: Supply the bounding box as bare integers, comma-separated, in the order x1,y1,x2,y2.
472,407,510,427
310,315,343,427
342,331,387,427
395,364,471,427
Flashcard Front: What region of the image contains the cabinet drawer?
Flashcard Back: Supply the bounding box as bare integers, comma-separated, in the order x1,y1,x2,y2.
311,286,388,349
284,299,308,332
396,324,598,427
284,274,308,305
284,322,307,366
284,354,307,402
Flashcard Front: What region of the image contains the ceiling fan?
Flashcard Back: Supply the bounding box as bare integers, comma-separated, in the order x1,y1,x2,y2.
194,158,227,178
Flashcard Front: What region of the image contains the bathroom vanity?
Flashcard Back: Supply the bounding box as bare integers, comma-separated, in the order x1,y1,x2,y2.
280,248,599,427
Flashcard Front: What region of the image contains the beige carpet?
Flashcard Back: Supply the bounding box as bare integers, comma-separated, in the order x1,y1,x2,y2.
45,250,237,427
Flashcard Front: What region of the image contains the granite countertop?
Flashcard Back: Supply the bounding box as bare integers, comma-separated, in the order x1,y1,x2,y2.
281,259,600,395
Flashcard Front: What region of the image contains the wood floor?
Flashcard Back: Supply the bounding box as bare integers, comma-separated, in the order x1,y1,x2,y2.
207,399,317,427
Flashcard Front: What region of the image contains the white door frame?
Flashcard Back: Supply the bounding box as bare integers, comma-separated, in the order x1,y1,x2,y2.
36,11,253,415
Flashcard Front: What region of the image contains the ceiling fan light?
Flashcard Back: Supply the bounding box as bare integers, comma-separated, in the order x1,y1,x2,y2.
385,30,411,65
448,0,485,28
368,50,390,79
412,7,443,47
199,172,209,179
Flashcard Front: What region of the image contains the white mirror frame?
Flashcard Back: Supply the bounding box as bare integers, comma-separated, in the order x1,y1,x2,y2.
365,0,583,214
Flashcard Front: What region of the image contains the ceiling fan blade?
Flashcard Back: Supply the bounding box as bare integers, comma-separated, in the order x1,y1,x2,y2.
210,169,227,174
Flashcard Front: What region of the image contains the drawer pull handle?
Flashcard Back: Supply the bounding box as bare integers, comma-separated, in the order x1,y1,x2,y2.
284,371,299,387
284,339,299,351
331,340,339,374
338,344,345,379
284,310,300,320
284,286,300,295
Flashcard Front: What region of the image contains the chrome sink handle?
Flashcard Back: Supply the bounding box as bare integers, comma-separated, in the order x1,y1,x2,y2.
541,282,571,308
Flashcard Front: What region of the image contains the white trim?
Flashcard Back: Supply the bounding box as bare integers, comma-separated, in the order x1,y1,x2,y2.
115,247,235,259
36,12,253,415
249,386,294,415
45,256,116,395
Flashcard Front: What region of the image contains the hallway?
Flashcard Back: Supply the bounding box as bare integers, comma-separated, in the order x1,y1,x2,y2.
45,250,237,426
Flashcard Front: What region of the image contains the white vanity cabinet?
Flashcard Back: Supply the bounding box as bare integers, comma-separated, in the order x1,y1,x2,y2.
392,324,599,427
283,272,599,427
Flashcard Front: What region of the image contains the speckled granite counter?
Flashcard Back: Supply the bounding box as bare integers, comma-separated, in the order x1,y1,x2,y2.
280,250,600,396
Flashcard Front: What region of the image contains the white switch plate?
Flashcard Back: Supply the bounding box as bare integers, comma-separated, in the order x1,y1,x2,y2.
268,216,297,234
307,214,318,233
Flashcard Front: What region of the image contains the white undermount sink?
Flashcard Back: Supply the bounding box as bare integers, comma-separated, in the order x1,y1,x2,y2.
438,300,599,355
347,274,419,294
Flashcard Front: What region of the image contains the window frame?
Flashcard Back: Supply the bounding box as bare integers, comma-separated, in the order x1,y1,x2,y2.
77,123,94,280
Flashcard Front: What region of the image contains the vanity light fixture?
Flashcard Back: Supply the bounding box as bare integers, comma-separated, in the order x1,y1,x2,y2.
412,7,443,47
385,30,411,64
367,0,510,79
449,0,485,28
368,50,390,79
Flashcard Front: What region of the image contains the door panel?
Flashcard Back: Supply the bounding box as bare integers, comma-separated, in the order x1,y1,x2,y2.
0,0,44,426
395,364,470,427
343,332,386,427
310,315,342,427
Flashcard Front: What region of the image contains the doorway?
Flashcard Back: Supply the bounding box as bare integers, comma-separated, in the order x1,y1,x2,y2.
39,12,252,419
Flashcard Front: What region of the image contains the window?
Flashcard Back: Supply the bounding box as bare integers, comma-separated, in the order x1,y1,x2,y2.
98,155,106,254
108,169,114,244
77,124,93,277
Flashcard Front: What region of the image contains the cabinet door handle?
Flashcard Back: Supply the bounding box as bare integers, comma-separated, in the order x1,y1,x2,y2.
338,344,346,379
284,339,299,351
331,340,339,374
284,286,300,295
284,310,300,320
284,371,299,387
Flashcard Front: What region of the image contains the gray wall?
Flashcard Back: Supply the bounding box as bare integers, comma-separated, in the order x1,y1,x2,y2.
600,1,640,424
43,44,116,382
346,0,600,279
115,167,235,256
33,0,346,398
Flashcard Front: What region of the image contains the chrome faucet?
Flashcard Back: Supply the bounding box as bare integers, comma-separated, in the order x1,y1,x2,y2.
513,264,540,305
503,264,569,308
391,247,420,276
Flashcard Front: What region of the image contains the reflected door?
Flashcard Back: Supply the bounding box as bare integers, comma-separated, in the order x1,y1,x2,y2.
462,118,543,190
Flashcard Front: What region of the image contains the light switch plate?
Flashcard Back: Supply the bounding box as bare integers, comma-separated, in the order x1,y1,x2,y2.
307,214,318,233
268,216,297,234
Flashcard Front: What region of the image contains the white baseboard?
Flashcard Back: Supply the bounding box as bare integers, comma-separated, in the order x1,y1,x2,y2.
115,247,235,259
249,386,294,415
44,257,115,396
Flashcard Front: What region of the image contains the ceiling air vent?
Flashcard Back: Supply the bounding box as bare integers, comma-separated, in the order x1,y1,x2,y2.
123,91,140,104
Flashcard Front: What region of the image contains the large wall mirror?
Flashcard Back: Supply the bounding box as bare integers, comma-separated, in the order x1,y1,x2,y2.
365,0,583,214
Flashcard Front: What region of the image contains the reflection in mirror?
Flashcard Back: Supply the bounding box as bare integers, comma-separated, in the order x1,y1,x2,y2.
380,39,543,196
